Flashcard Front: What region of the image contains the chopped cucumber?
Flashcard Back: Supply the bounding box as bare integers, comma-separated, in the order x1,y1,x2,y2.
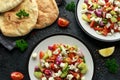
82,3,87,9
60,71,68,78
43,53,49,60
110,10,117,15
82,14,91,22
92,3,99,9
34,71,42,79
78,62,88,74
111,17,117,23
62,63,69,71
46,50,52,57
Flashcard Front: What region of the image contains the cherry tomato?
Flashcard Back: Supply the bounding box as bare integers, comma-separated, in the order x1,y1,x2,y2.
57,17,69,27
11,72,24,80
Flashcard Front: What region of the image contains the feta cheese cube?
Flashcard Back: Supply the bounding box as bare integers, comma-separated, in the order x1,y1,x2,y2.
60,63,65,68
49,77,54,80
42,77,47,80
67,74,74,80
106,13,112,19
98,0,105,5
45,62,49,68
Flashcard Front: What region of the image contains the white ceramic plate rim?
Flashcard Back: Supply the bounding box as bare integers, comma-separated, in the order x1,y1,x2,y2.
76,0,120,42
28,34,94,80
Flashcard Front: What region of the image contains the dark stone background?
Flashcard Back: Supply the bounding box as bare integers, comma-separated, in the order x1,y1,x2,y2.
0,0,120,80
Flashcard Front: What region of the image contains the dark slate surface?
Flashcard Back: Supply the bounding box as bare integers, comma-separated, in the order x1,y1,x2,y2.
0,0,120,80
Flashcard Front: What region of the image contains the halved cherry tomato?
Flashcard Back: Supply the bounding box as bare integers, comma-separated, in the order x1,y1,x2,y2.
11,72,24,80
57,17,69,27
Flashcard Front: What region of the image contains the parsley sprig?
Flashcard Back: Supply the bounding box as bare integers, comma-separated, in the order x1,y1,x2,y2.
16,9,29,18
105,58,119,73
15,39,28,52
65,1,75,12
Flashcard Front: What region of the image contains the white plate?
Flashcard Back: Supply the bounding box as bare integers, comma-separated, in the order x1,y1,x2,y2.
28,34,94,80
76,0,120,42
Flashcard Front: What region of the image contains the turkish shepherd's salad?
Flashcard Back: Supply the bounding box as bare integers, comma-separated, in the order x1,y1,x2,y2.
81,0,120,36
34,43,88,80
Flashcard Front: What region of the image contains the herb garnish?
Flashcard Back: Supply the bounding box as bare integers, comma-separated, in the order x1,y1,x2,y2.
105,58,119,73
16,39,28,52
65,1,75,12
16,9,29,18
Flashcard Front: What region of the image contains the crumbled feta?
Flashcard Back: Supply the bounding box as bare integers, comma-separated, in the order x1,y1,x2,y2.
108,0,114,4
114,1,120,7
98,0,105,5
81,76,85,80
106,22,111,28
40,59,45,67
49,77,54,80
96,31,102,35
75,68,79,72
69,64,76,70
95,18,102,22
114,7,119,12
90,17,96,21
118,26,120,30
32,52,37,60
106,13,112,19
54,64,58,68
42,77,47,80
55,70,62,76
60,63,65,68
67,74,74,80
72,57,78,62
45,62,50,68
111,29,114,33
108,33,112,36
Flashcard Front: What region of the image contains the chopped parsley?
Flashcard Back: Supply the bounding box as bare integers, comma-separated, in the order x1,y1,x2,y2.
105,58,119,73
65,1,75,12
15,39,28,52
16,9,29,18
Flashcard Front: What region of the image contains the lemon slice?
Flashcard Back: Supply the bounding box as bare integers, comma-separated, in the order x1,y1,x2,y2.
98,46,115,57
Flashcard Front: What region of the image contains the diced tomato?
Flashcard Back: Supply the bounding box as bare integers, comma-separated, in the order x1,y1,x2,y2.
94,27,103,31
50,63,55,70
54,77,62,80
52,44,58,51
11,72,24,80
77,58,83,63
39,51,44,59
57,17,69,27
105,0,109,3
102,26,108,36
68,53,75,59
109,23,114,29
50,55,57,60
117,17,120,21
90,21,95,28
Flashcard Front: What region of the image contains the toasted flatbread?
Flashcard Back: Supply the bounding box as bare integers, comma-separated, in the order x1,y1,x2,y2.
0,0,23,13
35,0,59,29
0,0,38,37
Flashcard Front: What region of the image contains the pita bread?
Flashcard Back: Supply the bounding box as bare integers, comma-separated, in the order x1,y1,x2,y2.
0,0,23,13
0,0,38,37
35,0,59,29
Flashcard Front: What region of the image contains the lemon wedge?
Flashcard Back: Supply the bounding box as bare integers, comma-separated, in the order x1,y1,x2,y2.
98,46,115,57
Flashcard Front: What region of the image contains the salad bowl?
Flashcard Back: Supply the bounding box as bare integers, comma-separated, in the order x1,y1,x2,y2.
76,0,120,42
28,34,94,80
